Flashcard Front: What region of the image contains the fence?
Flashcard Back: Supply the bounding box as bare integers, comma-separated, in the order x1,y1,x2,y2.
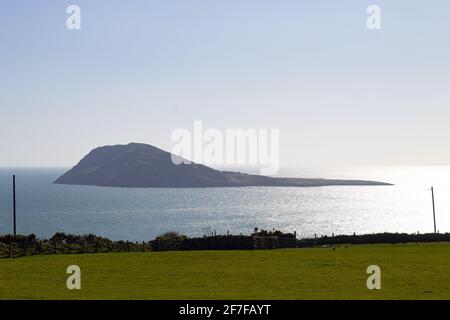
297,232,450,247
152,235,257,251
152,235,298,251
0,240,151,258
3,232,450,257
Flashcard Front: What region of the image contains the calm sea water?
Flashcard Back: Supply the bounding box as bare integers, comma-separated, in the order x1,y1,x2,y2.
0,167,449,241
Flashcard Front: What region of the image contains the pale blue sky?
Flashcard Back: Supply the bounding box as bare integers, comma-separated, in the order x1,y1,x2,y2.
1,0,449,167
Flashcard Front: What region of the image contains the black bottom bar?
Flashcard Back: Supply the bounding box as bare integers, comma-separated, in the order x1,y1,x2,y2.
1,300,447,318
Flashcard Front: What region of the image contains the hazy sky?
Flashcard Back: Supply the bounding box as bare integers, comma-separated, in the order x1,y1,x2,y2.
1,0,449,168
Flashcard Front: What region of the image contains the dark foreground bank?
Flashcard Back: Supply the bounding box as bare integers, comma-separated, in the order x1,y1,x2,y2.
1,229,450,258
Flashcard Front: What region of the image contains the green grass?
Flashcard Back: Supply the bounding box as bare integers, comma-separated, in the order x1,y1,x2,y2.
1,243,449,299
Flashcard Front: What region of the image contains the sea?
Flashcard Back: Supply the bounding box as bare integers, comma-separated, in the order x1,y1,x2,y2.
0,166,449,241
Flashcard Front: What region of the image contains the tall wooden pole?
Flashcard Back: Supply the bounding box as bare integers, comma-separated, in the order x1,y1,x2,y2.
13,175,16,237
431,186,436,234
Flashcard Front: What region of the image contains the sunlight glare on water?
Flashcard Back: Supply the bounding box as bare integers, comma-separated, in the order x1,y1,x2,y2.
0,166,449,241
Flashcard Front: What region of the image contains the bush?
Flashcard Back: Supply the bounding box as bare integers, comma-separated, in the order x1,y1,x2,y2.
0,234,36,244
155,231,187,242
49,232,112,245
251,228,296,239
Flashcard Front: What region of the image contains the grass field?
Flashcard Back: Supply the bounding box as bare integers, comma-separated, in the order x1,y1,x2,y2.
1,243,449,299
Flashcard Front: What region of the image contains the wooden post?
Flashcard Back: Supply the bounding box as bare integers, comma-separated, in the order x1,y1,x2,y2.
294,231,298,248
431,187,437,234
13,175,16,237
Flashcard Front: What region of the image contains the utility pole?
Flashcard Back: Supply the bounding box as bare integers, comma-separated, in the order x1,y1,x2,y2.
13,175,16,237
431,186,437,234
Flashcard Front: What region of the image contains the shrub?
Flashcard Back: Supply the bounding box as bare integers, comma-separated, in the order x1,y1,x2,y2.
155,231,187,241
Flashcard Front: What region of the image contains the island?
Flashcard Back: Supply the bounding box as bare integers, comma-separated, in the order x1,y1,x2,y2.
54,143,392,188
